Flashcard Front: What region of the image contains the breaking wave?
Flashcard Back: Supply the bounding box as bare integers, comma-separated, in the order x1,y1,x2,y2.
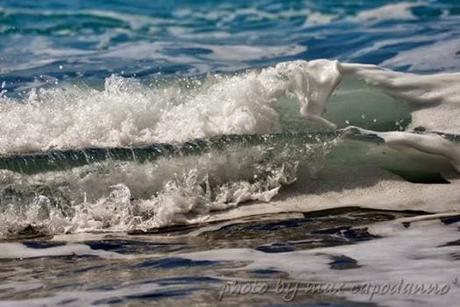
1,59,459,239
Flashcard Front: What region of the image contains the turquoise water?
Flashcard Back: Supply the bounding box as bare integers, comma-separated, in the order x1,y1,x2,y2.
1,1,460,306
1,0,460,92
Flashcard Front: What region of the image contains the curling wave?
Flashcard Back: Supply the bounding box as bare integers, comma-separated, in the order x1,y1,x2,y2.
1,59,459,239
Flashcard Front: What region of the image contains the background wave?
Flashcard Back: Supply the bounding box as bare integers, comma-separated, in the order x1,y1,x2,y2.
1,0,460,92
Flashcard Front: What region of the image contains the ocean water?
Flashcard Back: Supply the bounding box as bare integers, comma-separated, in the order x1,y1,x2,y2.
1,0,460,306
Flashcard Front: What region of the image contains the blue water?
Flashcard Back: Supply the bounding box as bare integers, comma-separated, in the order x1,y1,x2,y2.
1,0,460,93
1,1,460,306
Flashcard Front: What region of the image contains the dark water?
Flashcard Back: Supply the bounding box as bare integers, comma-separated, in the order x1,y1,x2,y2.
4,208,458,306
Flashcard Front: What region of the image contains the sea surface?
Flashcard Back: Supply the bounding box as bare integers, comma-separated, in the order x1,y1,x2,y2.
0,0,460,306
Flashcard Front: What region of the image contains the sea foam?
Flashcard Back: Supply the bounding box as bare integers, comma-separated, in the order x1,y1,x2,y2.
1,59,459,238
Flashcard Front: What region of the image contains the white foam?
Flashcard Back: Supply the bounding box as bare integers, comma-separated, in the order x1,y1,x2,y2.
205,165,460,224
1,58,460,236
0,242,124,259
0,141,331,238
353,2,423,23
173,6,337,27
182,217,460,306
380,131,460,172
98,41,306,71
382,38,460,72
337,62,460,170
269,60,460,172
347,35,436,61
273,60,342,129
0,59,340,154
